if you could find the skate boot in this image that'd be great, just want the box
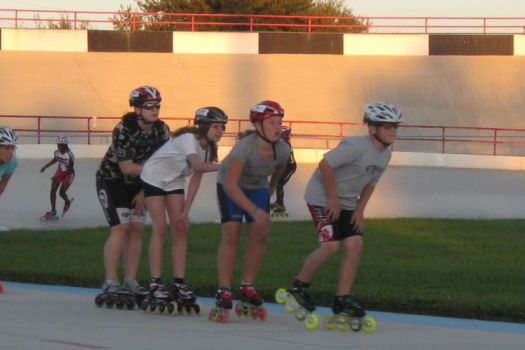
[275,279,318,330]
[172,281,201,315]
[40,210,59,222]
[270,203,288,218]
[122,278,149,308]
[235,283,267,321]
[95,279,123,309]
[62,198,74,218]
[208,287,233,322]
[323,295,376,333]
[142,280,175,315]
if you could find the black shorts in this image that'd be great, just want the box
[96,178,145,227]
[307,204,362,242]
[142,180,185,197]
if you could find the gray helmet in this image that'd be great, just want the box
[0,126,17,146]
[194,107,228,125]
[56,136,69,145]
[363,102,403,125]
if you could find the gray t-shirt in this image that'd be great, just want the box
[304,135,391,210]
[217,133,291,189]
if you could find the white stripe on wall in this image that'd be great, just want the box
[172,32,258,54]
[1,29,88,52]
[344,34,429,56]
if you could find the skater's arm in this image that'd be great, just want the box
[268,162,287,197]
[186,154,218,173]
[319,158,341,221]
[224,156,269,223]
[351,184,375,233]
[176,172,203,231]
[40,158,57,173]
[118,160,142,177]
[0,174,12,196]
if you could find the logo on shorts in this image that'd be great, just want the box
[98,189,108,209]
[318,223,333,242]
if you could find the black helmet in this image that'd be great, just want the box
[194,107,228,125]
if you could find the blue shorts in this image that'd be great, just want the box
[217,183,270,224]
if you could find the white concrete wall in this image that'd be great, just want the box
[513,35,525,56]
[344,34,429,56]
[172,32,259,54]
[15,144,525,171]
[1,29,88,52]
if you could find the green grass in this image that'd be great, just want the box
[1,219,525,322]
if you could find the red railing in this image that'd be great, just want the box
[1,9,525,33]
[2,114,525,156]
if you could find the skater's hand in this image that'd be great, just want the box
[175,212,190,232]
[40,166,46,173]
[252,208,270,223]
[351,210,364,234]
[325,197,341,221]
[131,192,145,216]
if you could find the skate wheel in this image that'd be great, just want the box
[193,303,202,315]
[362,316,377,334]
[350,318,362,332]
[149,303,158,313]
[258,307,267,321]
[141,300,149,312]
[336,315,350,331]
[234,302,243,317]
[250,307,259,319]
[274,288,287,304]
[304,314,319,331]
[126,300,135,310]
[0,282,3,294]
[166,302,176,315]
[294,308,307,321]
[94,294,104,308]
[323,314,337,330]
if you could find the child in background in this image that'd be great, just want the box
[40,136,75,220]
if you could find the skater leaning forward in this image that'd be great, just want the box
[95,86,170,304]
[287,102,403,327]
[0,126,18,198]
[211,100,291,321]
[270,125,296,217]
[40,136,75,220]
[140,107,228,314]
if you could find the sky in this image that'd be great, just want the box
[0,0,523,18]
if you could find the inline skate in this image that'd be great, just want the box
[275,280,318,330]
[40,210,59,222]
[141,280,176,315]
[172,282,201,315]
[323,295,376,333]
[235,283,267,321]
[121,278,149,308]
[208,287,232,322]
[94,280,134,310]
[270,203,288,218]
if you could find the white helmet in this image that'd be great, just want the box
[56,136,69,145]
[363,103,403,125]
[0,126,17,146]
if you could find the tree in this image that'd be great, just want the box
[111,0,366,32]
[34,14,91,30]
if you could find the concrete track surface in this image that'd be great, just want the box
[1,282,524,350]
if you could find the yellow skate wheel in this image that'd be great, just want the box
[294,308,307,321]
[304,314,319,331]
[275,288,287,304]
[362,316,377,333]
[323,314,337,330]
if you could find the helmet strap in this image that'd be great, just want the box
[255,127,278,160]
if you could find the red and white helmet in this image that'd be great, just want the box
[129,86,162,107]
[249,100,284,123]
